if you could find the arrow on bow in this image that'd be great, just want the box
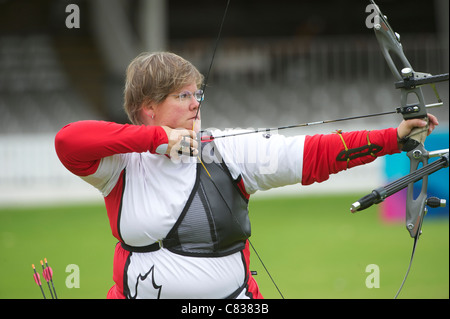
[199,102,442,142]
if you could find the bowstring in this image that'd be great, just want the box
[192,0,230,124]
[193,0,284,299]
[394,231,420,299]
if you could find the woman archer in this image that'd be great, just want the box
[55,51,438,299]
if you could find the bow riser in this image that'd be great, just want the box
[371,1,430,239]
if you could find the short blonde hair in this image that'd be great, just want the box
[123,52,204,125]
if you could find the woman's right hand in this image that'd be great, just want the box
[160,126,199,157]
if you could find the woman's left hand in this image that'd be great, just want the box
[397,113,439,146]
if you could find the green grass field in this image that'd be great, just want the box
[0,194,448,299]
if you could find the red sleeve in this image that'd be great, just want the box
[302,128,400,185]
[54,120,168,176]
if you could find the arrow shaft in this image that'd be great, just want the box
[45,259,57,299]
[208,109,397,140]
[32,265,46,299]
[205,101,442,141]
[41,262,54,299]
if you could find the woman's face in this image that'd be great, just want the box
[153,82,202,132]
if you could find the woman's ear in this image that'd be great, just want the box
[140,103,156,124]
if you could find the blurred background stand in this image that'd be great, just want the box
[0,0,448,206]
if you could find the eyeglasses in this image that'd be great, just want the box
[171,89,204,103]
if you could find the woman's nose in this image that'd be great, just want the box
[190,97,200,110]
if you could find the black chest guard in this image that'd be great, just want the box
[164,139,251,257]
[121,138,251,257]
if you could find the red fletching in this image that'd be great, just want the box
[201,135,215,143]
[42,267,53,282]
[33,273,42,285]
[32,264,42,286]
[44,258,58,299]
[32,263,47,299]
[31,258,56,299]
